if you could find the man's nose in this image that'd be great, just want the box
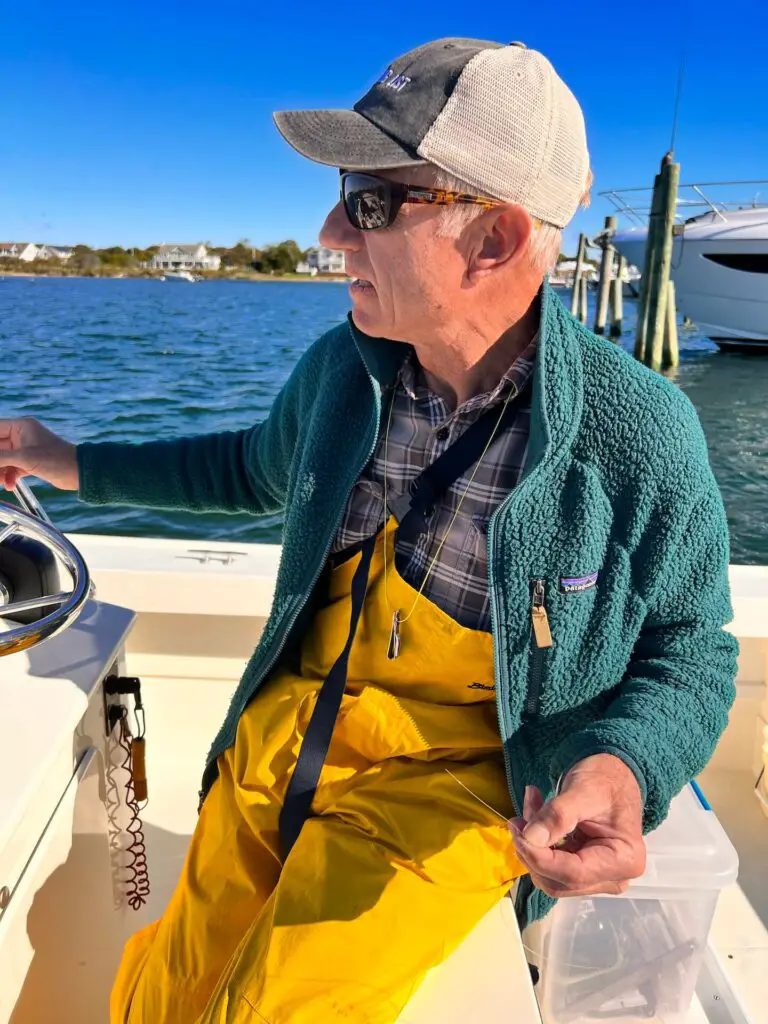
[319,201,361,252]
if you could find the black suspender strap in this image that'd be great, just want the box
[278,385,525,858]
[278,530,377,856]
[391,391,524,546]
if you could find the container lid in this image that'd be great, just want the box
[630,784,739,892]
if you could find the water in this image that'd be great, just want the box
[2,277,766,564]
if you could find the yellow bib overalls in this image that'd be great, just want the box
[112,516,526,1023]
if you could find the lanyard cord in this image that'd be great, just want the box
[382,382,516,626]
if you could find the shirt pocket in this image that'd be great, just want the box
[458,513,490,572]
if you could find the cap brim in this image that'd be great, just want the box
[273,109,427,170]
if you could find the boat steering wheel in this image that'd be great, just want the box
[0,480,91,657]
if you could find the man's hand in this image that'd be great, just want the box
[0,418,79,492]
[509,753,646,897]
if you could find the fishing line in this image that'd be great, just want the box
[380,773,541,1021]
[442,767,510,822]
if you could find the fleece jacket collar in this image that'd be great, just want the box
[347,282,585,483]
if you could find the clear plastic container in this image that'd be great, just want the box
[758,724,768,820]
[523,783,739,1023]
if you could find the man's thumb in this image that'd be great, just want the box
[522,790,583,847]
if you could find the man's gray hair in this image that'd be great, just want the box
[428,166,562,273]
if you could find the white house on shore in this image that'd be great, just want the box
[0,242,42,261]
[297,246,346,275]
[38,245,73,261]
[149,244,221,271]
[0,243,73,262]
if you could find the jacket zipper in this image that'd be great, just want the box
[488,512,548,925]
[487,507,518,816]
[525,578,552,717]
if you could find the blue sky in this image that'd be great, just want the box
[3,0,766,255]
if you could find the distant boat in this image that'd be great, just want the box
[161,270,198,283]
[549,260,600,289]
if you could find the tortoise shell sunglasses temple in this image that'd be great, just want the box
[399,184,550,229]
[403,186,548,230]
[403,186,502,210]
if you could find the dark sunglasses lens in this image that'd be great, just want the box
[343,175,392,230]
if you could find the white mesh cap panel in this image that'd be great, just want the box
[417,46,589,229]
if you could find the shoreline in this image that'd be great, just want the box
[0,270,349,283]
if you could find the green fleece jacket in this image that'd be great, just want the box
[77,284,738,928]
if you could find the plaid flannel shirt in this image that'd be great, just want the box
[331,335,537,630]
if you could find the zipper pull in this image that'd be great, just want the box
[531,579,553,649]
[387,609,402,660]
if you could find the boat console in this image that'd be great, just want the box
[0,483,136,1020]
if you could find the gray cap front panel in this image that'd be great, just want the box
[353,38,501,155]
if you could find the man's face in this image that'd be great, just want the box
[318,169,470,341]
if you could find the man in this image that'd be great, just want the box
[0,38,737,1024]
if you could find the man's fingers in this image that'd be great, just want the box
[1,470,16,491]
[513,830,645,889]
[523,785,545,821]
[522,790,585,847]
[0,458,25,492]
[0,421,23,447]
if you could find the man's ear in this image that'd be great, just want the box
[466,205,533,280]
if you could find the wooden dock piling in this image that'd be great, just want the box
[594,216,617,335]
[578,271,588,324]
[634,156,681,370]
[647,161,680,371]
[610,255,626,339]
[662,279,679,369]
[570,233,587,317]
[634,170,664,363]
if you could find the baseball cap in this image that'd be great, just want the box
[274,38,590,230]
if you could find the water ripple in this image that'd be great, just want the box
[2,278,766,563]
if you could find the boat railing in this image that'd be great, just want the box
[599,180,768,227]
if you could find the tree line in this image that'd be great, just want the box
[208,239,306,274]
[0,240,316,276]
[74,239,309,274]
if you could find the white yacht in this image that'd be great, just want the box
[607,181,768,351]
[1,480,767,1023]
[160,269,198,283]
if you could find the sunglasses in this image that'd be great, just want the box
[340,171,505,231]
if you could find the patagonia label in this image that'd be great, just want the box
[559,571,599,595]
